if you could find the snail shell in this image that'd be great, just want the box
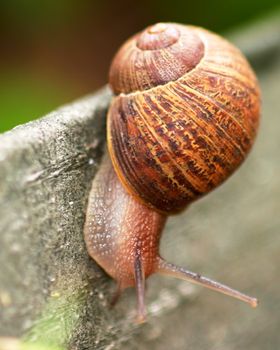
[107,23,260,213]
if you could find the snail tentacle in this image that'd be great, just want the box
[134,253,146,323]
[156,258,258,308]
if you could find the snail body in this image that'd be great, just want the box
[84,23,260,321]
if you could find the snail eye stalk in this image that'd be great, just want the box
[134,254,146,323]
[156,258,258,308]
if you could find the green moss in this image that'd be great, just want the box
[23,287,87,350]
[21,342,64,350]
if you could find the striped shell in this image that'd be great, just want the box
[107,23,260,214]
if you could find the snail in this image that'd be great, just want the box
[84,23,260,322]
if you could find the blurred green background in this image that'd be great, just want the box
[0,0,279,133]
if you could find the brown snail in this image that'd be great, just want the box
[84,23,260,322]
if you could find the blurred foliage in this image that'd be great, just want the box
[151,0,280,32]
[0,0,279,133]
[0,72,74,132]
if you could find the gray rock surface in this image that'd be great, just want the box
[0,12,280,350]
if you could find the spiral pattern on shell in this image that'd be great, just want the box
[107,23,260,214]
